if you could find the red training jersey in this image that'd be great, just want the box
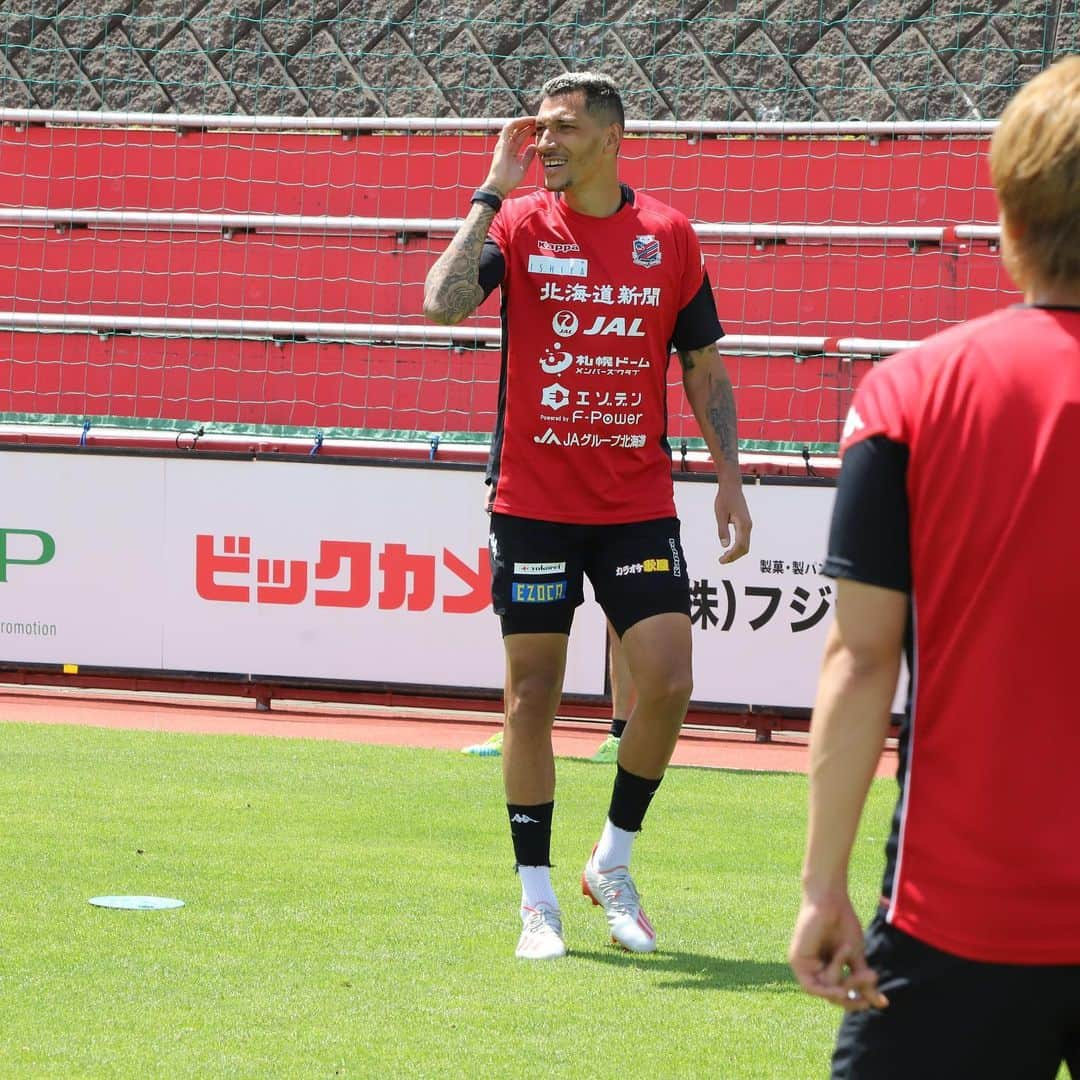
[486,188,711,524]
[841,304,1080,963]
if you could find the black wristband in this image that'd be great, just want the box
[470,188,503,213]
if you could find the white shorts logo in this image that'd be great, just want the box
[514,561,567,575]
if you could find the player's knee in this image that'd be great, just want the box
[505,672,562,725]
[637,666,693,713]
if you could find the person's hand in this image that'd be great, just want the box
[714,475,752,564]
[789,892,889,1011]
[483,116,538,198]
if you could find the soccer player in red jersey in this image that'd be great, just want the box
[425,71,752,959]
[789,57,1080,1077]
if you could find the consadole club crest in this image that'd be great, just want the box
[632,234,661,268]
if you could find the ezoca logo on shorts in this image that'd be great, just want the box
[614,558,670,577]
[0,528,56,582]
[512,580,568,603]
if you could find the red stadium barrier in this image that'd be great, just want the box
[0,329,869,447]
[0,127,999,224]
[0,125,1012,447]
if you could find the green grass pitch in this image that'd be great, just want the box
[1,720,898,1079]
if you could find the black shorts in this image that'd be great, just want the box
[832,912,1080,1079]
[488,513,691,637]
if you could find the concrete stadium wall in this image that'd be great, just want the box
[0,2,1074,121]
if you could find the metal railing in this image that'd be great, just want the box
[0,207,1001,245]
[0,107,998,138]
[0,309,915,357]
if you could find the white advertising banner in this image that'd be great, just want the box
[0,451,166,669]
[160,456,606,693]
[0,449,903,710]
[676,480,836,709]
[0,450,605,695]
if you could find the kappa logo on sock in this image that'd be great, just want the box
[510,813,541,824]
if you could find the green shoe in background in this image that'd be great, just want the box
[590,734,620,764]
[462,730,503,757]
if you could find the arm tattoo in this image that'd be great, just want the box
[682,345,739,466]
[706,369,740,465]
[423,205,496,325]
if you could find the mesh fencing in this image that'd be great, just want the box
[0,4,1074,455]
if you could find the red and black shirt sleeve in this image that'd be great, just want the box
[671,271,724,352]
[823,360,917,593]
[479,239,504,300]
[823,435,911,593]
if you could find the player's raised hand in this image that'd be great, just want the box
[484,116,538,198]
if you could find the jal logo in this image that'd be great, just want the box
[552,310,579,337]
[0,528,55,582]
[583,316,645,337]
[632,235,661,268]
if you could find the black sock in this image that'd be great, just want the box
[609,717,628,739]
[607,764,662,833]
[507,802,554,867]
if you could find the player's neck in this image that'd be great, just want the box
[1025,281,1080,308]
[561,175,623,218]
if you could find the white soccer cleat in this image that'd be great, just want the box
[581,851,657,953]
[515,903,567,960]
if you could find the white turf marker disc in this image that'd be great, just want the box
[88,895,185,910]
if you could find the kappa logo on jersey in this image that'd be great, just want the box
[552,310,579,337]
[534,428,562,445]
[842,406,866,442]
[528,253,588,277]
[541,384,570,410]
[632,234,662,268]
[539,345,573,375]
[538,240,581,254]
[582,316,645,337]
